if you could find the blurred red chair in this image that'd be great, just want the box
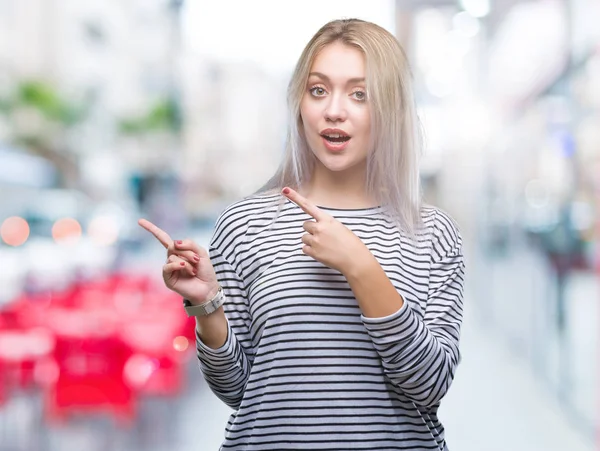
[123,350,189,397]
[119,301,192,397]
[0,312,56,391]
[1,269,195,422]
[44,334,135,426]
[100,272,154,296]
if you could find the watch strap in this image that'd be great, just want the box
[183,286,224,317]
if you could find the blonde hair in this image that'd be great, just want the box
[257,18,423,234]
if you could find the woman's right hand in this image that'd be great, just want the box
[138,219,220,305]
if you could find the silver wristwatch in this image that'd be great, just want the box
[183,286,225,317]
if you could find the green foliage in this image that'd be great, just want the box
[0,80,85,126]
[118,97,181,135]
[0,79,180,139]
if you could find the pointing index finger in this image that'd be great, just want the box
[282,187,326,221]
[138,218,173,249]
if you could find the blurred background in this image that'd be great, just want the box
[0,0,598,450]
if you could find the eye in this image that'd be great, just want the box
[351,90,367,101]
[309,86,327,97]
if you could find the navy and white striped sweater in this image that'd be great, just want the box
[196,193,465,450]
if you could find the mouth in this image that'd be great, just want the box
[320,130,351,144]
[319,129,351,152]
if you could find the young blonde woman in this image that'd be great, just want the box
[140,18,465,451]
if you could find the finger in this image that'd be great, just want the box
[173,239,206,257]
[303,220,319,234]
[302,245,314,257]
[168,248,200,266]
[301,233,315,247]
[163,260,187,275]
[138,218,172,249]
[282,187,327,221]
[167,254,197,277]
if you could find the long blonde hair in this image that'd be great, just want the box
[257,18,423,234]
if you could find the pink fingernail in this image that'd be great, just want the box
[193,254,200,261]
[180,262,185,267]
[176,240,182,245]
[282,188,290,195]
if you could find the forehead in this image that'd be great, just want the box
[309,42,365,81]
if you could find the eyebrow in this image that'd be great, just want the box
[308,72,365,85]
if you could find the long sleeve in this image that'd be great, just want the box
[361,209,465,408]
[196,209,256,410]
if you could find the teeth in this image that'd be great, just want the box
[324,134,347,138]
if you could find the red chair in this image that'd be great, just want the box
[123,350,189,397]
[44,334,135,426]
[119,296,192,397]
[0,306,56,391]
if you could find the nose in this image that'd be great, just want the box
[324,93,347,122]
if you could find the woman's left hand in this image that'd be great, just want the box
[282,187,373,277]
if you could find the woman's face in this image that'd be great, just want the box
[300,42,371,175]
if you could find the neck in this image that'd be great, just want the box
[302,160,377,209]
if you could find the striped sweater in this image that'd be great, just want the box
[196,193,465,450]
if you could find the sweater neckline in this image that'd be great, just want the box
[284,198,384,217]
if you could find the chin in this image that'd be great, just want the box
[315,153,360,173]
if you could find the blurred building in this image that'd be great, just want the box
[0,0,184,201]
[392,0,599,436]
[180,57,287,218]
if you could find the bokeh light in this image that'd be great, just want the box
[173,336,189,352]
[0,216,30,246]
[51,218,82,243]
[124,354,158,388]
[88,215,119,246]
